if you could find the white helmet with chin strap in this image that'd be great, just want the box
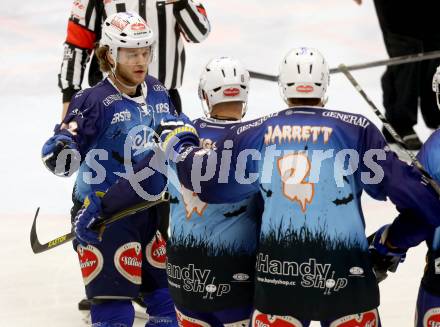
[198,57,250,118]
[432,65,440,111]
[100,12,156,65]
[278,47,330,104]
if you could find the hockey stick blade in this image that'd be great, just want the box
[30,192,170,254]
[249,49,440,82]
[338,63,440,197]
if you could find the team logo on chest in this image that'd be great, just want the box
[114,242,142,284]
[77,244,104,285]
[131,126,155,151]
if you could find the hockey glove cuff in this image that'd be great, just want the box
[156,116,199,161]
[368,224,407,283]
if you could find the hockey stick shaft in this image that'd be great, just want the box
[338,63,440,197]
[249,50,440,82]
[30,192,169,254]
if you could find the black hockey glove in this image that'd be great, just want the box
[41,126,80,176]
[368,224,407,283]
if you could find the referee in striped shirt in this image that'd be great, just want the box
[59,0,211,117]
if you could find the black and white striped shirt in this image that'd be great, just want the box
[59,0,210,102]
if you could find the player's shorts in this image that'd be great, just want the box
[250,308,381,327]
[416,283,440,327]
[73,207,168,299]
[175,304,252,327]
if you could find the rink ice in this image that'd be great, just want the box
[0,1,434,325]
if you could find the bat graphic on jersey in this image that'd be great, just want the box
[332,193,354,206]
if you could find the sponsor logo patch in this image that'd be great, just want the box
[349,266,364,276]
[329,309,379,327]
[233,273,250,281]
[155,103,170,114]
[153,84,168,92]
[200,138,217,150]
[424,308,440,327]
[146,231,167,269]
[223,88,240,97]
[252,310,303,327]
[71,0,86,19]
[224,320,250,327]
[77,244,103,286]
[103,94,122,107]
[111,16,129,31]
[114,242,142,284]
[111,109,131,124]
[296,85,314,93]
[175,308,210,327]
[131,23,146,31]
[435,257,440,274]
[63,47,74,60]
[167,263,231,300]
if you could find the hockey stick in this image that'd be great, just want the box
[338,63,440,197]
[30,192,170,254]
[249,49,440,82]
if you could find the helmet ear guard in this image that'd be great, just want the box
[432,65,440,111]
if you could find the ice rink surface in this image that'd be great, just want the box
[0,0,435,325]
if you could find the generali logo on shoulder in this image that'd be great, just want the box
[223,88,240,97]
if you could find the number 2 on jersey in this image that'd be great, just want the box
[277,153,314,212]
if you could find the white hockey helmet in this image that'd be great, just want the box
[432,65,440,111]
[198,56,250,117]
[278,47,330,104]
[100,12,156,64]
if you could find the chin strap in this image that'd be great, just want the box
[110,65,138,91]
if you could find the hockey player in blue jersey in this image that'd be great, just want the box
[168,47,440,326]
[412,66,440,327]
[68,47,440,325]
[89,56,261,326]
[41,12,177,327]
[166,57,261,327]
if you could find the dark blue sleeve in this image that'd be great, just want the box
[359,122,440,248]
[417,130,440,182]
[175,122,263,204]
[60,90,106,156]
[101,150,168,216]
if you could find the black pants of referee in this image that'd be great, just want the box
[374,0,440,136]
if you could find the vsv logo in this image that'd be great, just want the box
[131,127,155,151]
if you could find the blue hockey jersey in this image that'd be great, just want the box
[174,107,440,319]
[166,117,262,311]
[58,76,175,202]
[417,129,440,295]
